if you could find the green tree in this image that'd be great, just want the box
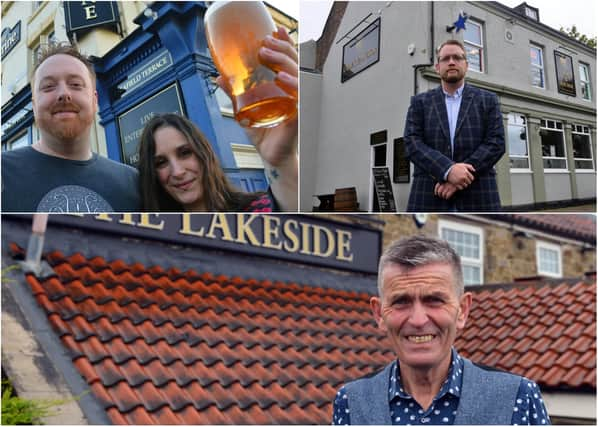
[560,25,597,49]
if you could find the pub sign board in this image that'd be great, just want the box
[45,214,383,275]
[117,83,185,167]
[341,18,381,83]
[2,21,21,59]
[116,50,174,99]
[64,2,120,34]
[554,51,576,97]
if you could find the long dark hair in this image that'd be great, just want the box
[137,113,260,211]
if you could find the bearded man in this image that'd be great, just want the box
[403,40,505,212]
[2,44,140,212]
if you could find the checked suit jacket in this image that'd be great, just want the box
[404,83,505,212]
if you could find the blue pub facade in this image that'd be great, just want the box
[95,2,268,191]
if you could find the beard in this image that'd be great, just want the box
[36,101,94,143]
[442,69,464,83]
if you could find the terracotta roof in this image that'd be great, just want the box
[7,242,595,424]
[9,244,393,424]
[456,280,596,391]
[489,214,596,243]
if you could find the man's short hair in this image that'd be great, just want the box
[32,43,96,90]
[377,235,465,297]
[436,39,467,63]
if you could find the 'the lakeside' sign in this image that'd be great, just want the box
[46,214,382,274]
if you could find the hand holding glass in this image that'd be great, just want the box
[204,1,297,128]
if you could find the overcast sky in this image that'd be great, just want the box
[298,0,597,43]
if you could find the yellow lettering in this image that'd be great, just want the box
[206,214,234,241]
[93,214,113,222]
[282,219,300,253]
[117,214,135,225]
[299,222,312,255]
[137,214,164,230]
[336,230,354,262]
[312,225,335,258]
[235,214,261,246]
[84,5,97,20]
[179,214,205,236]
[262,215,282,249]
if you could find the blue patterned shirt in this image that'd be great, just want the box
[332,349,551,425]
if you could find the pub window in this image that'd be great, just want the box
[579,62,592,101]
[525,6,538,21]
[507,112,530,170]
[572,124,594,170]
[530,44,545,88]
[540,119,567,170]
[438,220,484,286]
[213,83,234,117]
[536,241,562,278]
[32,31,56,67]
[2,131,29,152]
[463,19,484,73]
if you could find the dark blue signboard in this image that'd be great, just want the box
[117,50,174,98]
[117,83,185,166]
[2,21,21,59]
[45,214,383,275]
[64,1,119,33]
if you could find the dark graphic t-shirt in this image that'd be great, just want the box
[2,146,140,212]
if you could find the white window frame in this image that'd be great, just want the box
[507,112,531,171]
[579,62,592,101]
[438,219,484,286]
[530,44,545,89]
[536,241,562,278]
[463,19,484,73]
[213,84,234,117]
[2,130,29,152]
[572,124,594,171]
[525,6,538,20]
[540,119,568,172]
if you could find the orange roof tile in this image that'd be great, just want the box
[15,248,394,424]
[456,281,596,391]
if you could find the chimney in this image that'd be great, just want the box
[22,214,49,276]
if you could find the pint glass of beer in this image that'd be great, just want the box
[204,1,297,128]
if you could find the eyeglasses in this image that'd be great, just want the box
[438,54,467,63]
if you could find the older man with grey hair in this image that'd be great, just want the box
[332,235,550,425]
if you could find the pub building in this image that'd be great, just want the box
[300,1,596,212]
[1,213,595,423]
[1,1,297,192]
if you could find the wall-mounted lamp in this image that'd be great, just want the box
[512,230,530,250]
[143,7,158,21]
[580,243,594,255]
[203,68,220,96]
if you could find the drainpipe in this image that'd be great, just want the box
[413,1,435,96]
[22,214,50,277]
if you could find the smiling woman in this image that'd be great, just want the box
[137,113,275,212]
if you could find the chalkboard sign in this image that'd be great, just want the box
[393,137,410,183]
[372,167,396,212]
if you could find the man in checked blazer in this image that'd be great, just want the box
[404,39,505,212]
